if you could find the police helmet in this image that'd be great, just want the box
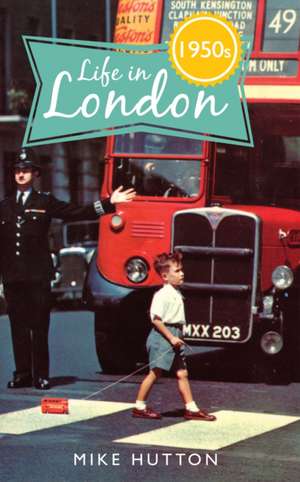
[14,149,41,176]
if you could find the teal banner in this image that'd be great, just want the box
[22,36,253,147]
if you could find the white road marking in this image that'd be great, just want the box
[115,410,300,450]
[0,400,133,435]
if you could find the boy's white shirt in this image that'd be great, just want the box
[150,283,185,325]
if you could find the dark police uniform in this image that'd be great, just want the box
[0,189,114,387]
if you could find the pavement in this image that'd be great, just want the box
[0,310,101,388]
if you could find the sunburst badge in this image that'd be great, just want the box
[168,13,242,87]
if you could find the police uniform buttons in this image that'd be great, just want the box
[33,216,37,220]
[16,251,20,256]
[16,223,21,228]
[16,242,20,246]
[16,233,21,237]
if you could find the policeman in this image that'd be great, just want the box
[0,149,135,390]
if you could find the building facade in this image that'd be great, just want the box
[0,0,118,208]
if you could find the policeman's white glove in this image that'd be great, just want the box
[110,186,136,204]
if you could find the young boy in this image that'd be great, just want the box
[132,251,216,421]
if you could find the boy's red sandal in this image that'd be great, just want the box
[184,409,216,421]
[132,407,161,419]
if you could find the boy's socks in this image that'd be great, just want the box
[185,401,200,413]
[136,401,200,412]
[135,400,147,410]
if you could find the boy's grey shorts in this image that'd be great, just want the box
[146,325,187,371]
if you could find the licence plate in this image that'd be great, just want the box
[183,323,242,341]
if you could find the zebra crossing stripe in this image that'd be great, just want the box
[1,403,299,450]
[115,410,300,450]
[0,400,134,435]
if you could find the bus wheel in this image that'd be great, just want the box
[94,309,138,374]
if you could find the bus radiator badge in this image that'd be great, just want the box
[207,212,223,228]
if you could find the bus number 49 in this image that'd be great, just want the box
[268,9,297,34]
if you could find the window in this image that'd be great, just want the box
[27,17,40,35]
[62,27,75,39]
[114,133,203,156]
[39,155,52,193]
[3,151,16,195]
[113,158,201,198]
[262,0,300,52]
[0,8,8,113]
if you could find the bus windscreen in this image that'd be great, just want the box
[215,133,300,209]
[113,158,201,198]
[114,133,203,156]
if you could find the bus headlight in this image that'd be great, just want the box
[260,331,283,355]
[126,258,148,283]
[271,265,293,290]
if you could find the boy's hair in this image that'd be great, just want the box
[153,251,183,276]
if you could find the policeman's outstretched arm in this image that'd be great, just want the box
[110,186,136,204]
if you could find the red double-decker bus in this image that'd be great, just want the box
[85,0,300,380]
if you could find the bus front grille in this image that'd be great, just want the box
[58,253,87,290]
[172,208,260,343]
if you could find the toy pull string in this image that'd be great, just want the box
[84,343,194,401]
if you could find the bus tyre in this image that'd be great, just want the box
[264,353,291,385]
[267,295,300,385]
[252,341,290,384]
[94,309,138,374]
